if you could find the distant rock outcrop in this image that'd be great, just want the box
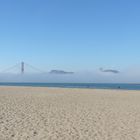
[49,70,74,74]
[100,68,120,74]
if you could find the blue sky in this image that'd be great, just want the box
[0,0,140,82]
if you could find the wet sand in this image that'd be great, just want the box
[0,86,140,140]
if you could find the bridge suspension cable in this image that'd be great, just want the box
[24,63,47,74]
[0,62,48,74]
[0,63,21,74]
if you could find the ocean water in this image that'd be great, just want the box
[0,83,140,90]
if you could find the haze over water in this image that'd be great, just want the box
[0,0,140,83]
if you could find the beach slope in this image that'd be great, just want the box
[0,86,140,140]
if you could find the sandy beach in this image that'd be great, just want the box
[0,87,140,140]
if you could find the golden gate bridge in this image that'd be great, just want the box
[0,62,47,74]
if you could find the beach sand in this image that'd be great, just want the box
[0,87,140,140]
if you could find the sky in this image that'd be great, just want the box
[0,0,140,82]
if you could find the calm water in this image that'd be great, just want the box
[0,83,140,90]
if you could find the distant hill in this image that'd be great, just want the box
[49,70,74,74]
[100,68,120,74]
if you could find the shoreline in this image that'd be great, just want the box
[0,82,140,91]
[0,85,140,92]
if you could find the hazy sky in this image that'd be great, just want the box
[0,0,140,82]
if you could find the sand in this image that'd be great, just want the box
[0,87,140,140]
